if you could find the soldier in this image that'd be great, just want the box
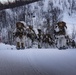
[43,33,54,48]
[47,34,54,47]
[37,29,43,48]
[71,40,76,48]
[13,21,26,50]
[26,25,36,48]
[54,21,67,49]
[43,33,48,48]
[66,35,70,48]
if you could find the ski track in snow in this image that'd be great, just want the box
[0,50,42,75]
[0,43,76,75]
[27,49,76,75]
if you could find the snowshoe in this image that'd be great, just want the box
[27,46,32,49]
[62,46,68,50]
[58,47,63,50]
[58,46,68,50]
[21,47,25,49]
[16,47,20,50]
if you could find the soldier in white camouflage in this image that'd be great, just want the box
[13,21,26,50]
[26,25,36,48]
[54,21,67,49]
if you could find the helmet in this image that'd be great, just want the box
[28,25,33,29]
[57,21,66,27]
[20,21,27,27]
[16,22,25,28]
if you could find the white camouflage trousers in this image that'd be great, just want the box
[56,35,66,48]
[16,35,26,47]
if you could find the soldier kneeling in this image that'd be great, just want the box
[13,22,26,50]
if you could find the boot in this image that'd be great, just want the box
[16,42,20,50]
[38,44,41,48]
[21,43,25,49]
[58,47,63,50]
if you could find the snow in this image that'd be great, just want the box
[0,0,15,4]
[1,28,8,37]
[0,0,76,74]
[28,49,76,75]
[0,43,16,50]
[63,12,76,38]
[5,9,13,17]
[44,0,49,11]
[0,43,76,75]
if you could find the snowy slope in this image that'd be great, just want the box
[0,43,76,75]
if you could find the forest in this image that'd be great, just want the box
[0,0,76,48]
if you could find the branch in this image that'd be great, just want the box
[0,0,40,10]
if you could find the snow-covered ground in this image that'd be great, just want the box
[0,43,76,75]
[0,43,16,50]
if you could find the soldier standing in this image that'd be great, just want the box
[54,21,67,49]
[71,40,76,48]
[13,22,26,50]
[26,25,36,48]
[37,29,43,48]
